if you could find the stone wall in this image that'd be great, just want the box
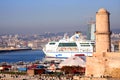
[73,76,120,80]
[85,52,120,78]
[85,56,106,77]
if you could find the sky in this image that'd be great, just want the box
[0,0,120,34]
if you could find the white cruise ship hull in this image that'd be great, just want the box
[44,51,93,58]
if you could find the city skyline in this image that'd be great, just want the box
[0,0,120,34]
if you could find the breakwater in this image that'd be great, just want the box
[0,48,32,53]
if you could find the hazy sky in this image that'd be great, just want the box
[0,0,120,34]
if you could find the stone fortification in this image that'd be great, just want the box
[84,8,120,79]
[95,8,111,53]
[86,52,120,78]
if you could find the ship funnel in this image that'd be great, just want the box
[75,31,81,35]
[75,31,81,39]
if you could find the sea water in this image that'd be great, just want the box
[0,50,45,63]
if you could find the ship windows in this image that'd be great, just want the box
[80,43,94,47]
[49,43,56,45]
[91,43,95,46]
[80,43,89,45]
[81,45,90,47]
[58,43,77,47]
[91,43,94,45]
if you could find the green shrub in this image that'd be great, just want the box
[0,71,26,75]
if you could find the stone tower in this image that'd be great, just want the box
[95,8,111,53]
[85,8,120,78]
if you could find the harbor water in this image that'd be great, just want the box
[0,50,45,63]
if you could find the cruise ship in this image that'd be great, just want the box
[43,31,95,59]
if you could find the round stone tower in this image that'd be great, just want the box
[85,8,120,78]
[95,8,111,53]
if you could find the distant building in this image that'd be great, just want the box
[87,22,96,40]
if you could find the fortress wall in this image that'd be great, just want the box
[85,56,105,77]
[85,8,120,79]
[86,52,120,78]
[106,52,120,57]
